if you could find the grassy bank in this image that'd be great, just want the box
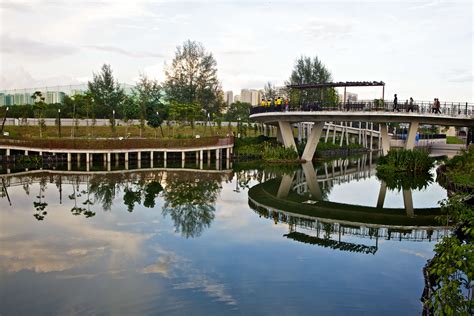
[2,124,262,139]
[437,147,474,190]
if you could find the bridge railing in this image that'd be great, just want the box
[250,100,474,117]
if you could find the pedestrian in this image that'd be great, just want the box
[408,97,414,112]
[435,98,441,114]
[431,98,436,113]
[393,94,398,112]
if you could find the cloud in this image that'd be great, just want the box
[0,0,32,11]
[399,248,431,259]
[0,34,76,59]
[284,18,354,41]
[219,49,256,56]
[85,45,165,58]
[447,74,473,83]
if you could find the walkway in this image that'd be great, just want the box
[250,106,473,159]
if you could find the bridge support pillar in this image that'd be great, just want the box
[405,122,419,150]
[403,189,414,218]
[277,172,295,198]
[376,181,387,208]
[302,161,322,200]
[278,121,297,151]
[276,126,283,144]
[6,148,10,156]
[380,123,390,155]
[301,122,324,161]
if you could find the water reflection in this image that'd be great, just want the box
[0,169,228,239]
[0,156,452,315]
[248,156,449,254]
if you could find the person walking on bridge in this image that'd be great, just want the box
[393,94,399,112]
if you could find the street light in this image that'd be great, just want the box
[58,108,61,138]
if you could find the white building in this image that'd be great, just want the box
[338,92,358,102]
[234,95,241,102]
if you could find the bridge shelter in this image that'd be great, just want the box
[286,81,386,110]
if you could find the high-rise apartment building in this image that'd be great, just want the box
[240,89,261,106]
[224,91,233,106]
[234,95,241,102]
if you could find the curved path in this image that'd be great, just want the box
[250,111,473,159]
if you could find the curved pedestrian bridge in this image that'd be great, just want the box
[250,107,473,160]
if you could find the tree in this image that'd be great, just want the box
[88,64,125,135]
[122,95,139,137]
[263,81,277,100]
[164,40,224,116]
[224,101,251,122]
[31,91,46,138]
[169,101,200,135]
[286,56,338,106]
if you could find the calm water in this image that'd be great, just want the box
[0,156,449,315]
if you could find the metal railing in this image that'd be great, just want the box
[250,100,474,117]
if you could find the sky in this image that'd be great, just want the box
[0,0,472,101]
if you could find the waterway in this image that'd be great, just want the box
[0,155,449,315]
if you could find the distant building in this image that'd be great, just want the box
[234,95,241,102]
[240,89,261,106]
[338,92,358,102]
[224,91,233,106]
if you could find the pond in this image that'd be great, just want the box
[0,154,449,315]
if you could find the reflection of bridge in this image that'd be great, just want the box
[250,110,473,160]
[247,158,449,253]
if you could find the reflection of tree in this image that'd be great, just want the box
[33,178,48,220]
[376,170,433,191]
[162,173,221,238]
[123,181,163,212]
[88,176,119,211]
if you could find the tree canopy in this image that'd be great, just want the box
[164,40,224,117]
[286,56,338,106]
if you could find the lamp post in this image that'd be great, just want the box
[57,108,61,138]
[1,106,9,135]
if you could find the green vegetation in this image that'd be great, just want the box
[376,149,435,190]
[262,142,299,162]
[438,147,474,190]
[424,194,473,315]
[377,149,434,174]
[286,55,339,107]
[446,136,465,144]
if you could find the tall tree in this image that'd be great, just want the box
[133,75,166,137]
[164,40,223,117]
[286,56,338,106]
[31,91,46,138]
[224,101,252,122]
[263,81,277,100]
[88,64,125,134]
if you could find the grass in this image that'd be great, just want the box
[446,136,465,144]
[441,147,474,188]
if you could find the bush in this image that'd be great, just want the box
[377,149,434,174]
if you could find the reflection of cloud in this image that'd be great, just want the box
[142,252,180,278]
[142,245,238,306]
[0,214,149,273]
[399,248,431,259]
[174,276,237,306]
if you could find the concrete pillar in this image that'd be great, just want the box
[332,125,337,144]
[200,150,203,161]
[125,152,129,162]
[301,121,324,161]
[226,148,230,160]
[107,152,111,163]
[380,123,390,155]
[195,151,199,164]
[86,152,90,164]
[103,153,107,163]
[67,153,72,163]
[164,151,167,162]
[276,126,283,144]
[277,172,295,198]
[376,181,387,208]
[182,151,185,161]
[137,151,142,161]
[207,150,211,163]
[150,151,154,162]
[405,122,419,150]
[302,162,322,200]
[403,189,414,218]
[278,121,297,151]
[6,148,10,156]
[24,150,28,156]
[215,149,220,160]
